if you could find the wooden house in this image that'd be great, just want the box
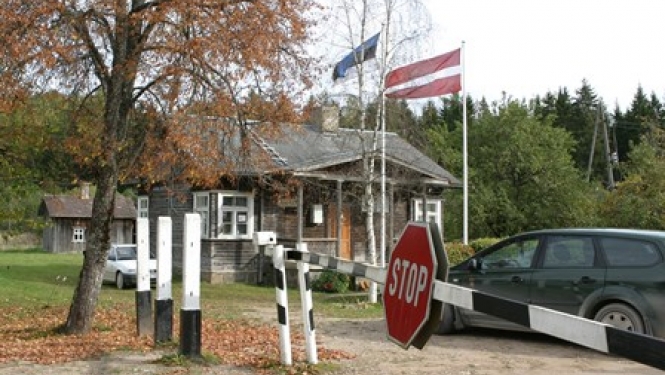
[38,186,137,253]
[142,108,461,283]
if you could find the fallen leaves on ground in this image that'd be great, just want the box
[0,304,355,371]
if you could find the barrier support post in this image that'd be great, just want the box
[273,244,292,365]
[297,243,317,364]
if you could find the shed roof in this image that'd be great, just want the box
[38,194,136,219]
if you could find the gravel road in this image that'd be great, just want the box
[0,315,661,375]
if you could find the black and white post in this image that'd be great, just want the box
[180,213,201,357]
[155,216,173,344]
[296,243,317,364]
[273,244,292,365]
[135,217,153,336]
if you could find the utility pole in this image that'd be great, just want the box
[586,106,600,182]
[601,107,616,190]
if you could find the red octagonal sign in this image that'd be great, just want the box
[383,222,445,349]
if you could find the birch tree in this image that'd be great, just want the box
[325,0,432,302]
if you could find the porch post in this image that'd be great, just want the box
[336,180,342,258]
[421,184,427,223]
[297,184,304,242]
[389,182,394,251]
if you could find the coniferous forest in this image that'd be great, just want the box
[341,80,665,240]
[3,81,665,241]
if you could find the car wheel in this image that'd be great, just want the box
[594,303,645,334]
[116,272,126,290]
[436,303,456,335]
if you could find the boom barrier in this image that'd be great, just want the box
[254,230,665,371]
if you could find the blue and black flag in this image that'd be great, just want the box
[332,32,380,81]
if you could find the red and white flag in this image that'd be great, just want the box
[384,48,461,99]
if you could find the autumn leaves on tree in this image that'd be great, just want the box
[0,0,319,334]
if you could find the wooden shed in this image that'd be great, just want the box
[38,190,137,253]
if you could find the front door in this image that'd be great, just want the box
[451,235,540,328]
[328,205,351,259]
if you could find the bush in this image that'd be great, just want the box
[444,242,476,266]
[468,238,502,253]
[312,270,350,293]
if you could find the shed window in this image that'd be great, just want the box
[72,227,86,243]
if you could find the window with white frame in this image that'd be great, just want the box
[193,192,210,238]
[137,196,149,218]
[412,198,442,231]
[218,191,254,239]
[72,227,86,243]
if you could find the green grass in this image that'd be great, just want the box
[0,249,83,307]
[0,249,385,320]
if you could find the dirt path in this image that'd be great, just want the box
[0,314,661,374]
[316,317,661,375]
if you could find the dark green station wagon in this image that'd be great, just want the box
[439,228,665,338]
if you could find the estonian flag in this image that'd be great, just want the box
[332,32,380,81]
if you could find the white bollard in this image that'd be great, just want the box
[155,216,173,343]
[273,244,292,365]
[297,243,318,364]
[180,213,201,357]
[136,217,153,336]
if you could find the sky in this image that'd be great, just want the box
[418,0,665,111]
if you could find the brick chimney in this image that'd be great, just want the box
[314,105,339,133]
[80,182,90,200]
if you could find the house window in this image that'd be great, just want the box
[193,192,210,238]
[218,191,254,239]
[137,196,149,218]
[412,198,442,231]
[72,227,86,243]
[193,191,254,239]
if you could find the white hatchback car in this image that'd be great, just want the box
[104,244,157,289]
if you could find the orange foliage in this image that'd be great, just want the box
[0,0,320,188]
[0,304,354,370]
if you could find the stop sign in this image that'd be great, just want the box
[383,221,447,349]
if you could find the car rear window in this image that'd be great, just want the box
[542,236,595,268]
[116,246,137,261]
[600,238,662,267]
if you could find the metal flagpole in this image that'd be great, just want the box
[380,23,388,269]
[381,103,386,268]
[462,41,468,245]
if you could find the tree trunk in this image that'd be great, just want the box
[63,167,119,334]
[366,156,378,304]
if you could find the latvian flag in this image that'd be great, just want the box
[384,48,461,99]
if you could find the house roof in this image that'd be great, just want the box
[38,194,137,219]
[250,123,461,186]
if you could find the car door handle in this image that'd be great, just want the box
[511,276,524,284]
[572,276,595,285]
